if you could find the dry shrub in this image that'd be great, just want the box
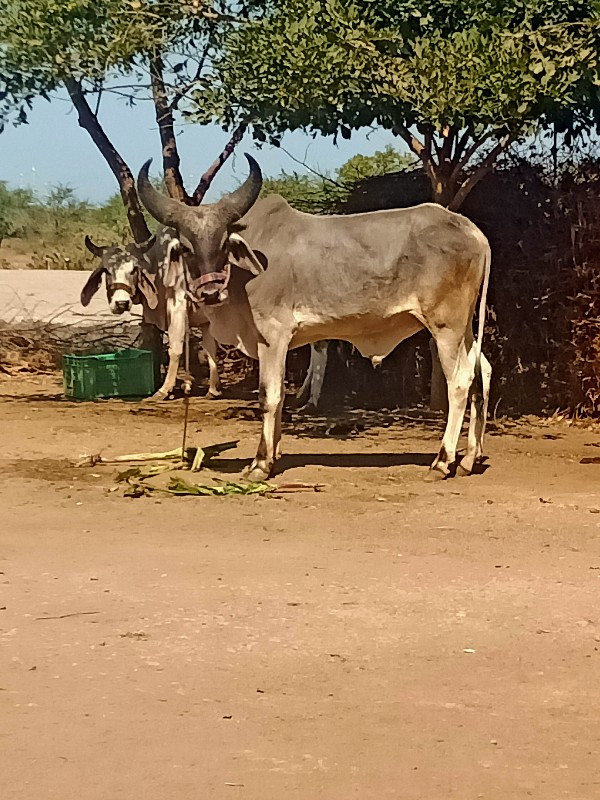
[340,160,600,417]
[0,318,143,375]
[561,164,600,417]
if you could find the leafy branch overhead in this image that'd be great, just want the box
[0,0,220,124]
[0,0,251,241]
[195,0,600,207]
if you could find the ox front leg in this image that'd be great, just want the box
[428,332,475,480]
[149,351,180,401]
[200,325,223,399]
[148,299,186,401]
[245,337,290,482]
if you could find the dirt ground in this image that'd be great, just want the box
[2,373,600,800]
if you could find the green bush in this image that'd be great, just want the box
[0,182,133,269]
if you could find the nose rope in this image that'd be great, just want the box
[108,282,135,297]
[189,263,231,291]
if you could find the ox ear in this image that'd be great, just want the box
[164,237,184,288]
[138,270,158,310]
[80,266,105,307]
[228,232,265,277]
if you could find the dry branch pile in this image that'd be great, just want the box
[0,318,141,374]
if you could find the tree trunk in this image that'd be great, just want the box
[431,167,459,208]
[150,56,191,203]
[64,78,151,244]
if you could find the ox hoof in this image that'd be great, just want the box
[456,462,473,478]
[206,390,223,400]
[243,463,272,483]
[424,466,448,482]
[146,390,169,402]
[297,402,318,415]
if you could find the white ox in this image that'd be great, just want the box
[137,154,493,481]
[80,230,222,400]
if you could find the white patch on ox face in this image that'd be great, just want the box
[108,258,136,314]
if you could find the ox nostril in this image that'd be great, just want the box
[115,300,130,312]
[201,289,220,305]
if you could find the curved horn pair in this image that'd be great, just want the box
[136,154,262,228]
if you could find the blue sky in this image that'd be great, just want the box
[1,88,401,204]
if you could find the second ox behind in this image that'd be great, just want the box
[80,228,223,400]
[137,154,493,481]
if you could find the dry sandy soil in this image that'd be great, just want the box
[1,373,600,800]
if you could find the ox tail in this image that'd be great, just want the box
[468,238,491,431]
[474,239,491,369]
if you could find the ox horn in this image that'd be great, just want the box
[217,153,262,222]
[84,235,106,258]
[137,159,190,227]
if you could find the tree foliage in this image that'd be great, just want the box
[196,0,600,208]
[0,182,35,243]
[0,0,248,241]
[0,1,213,124]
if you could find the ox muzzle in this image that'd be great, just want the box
[108,281,135,314]
[188,264,231,306]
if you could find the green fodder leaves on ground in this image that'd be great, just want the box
[166,477,274,496]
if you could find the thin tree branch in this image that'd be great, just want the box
[456,130,494,172]
[276,144,346,187]
[201,8,241,23]
[424,126,435,163]
[450,127,473,170]
[63,77,151,243]
[440,125,455,167]
[93,80,103,116]
[392,123,425,158]
[448,133,517,211]
[192,123,248,204]
[150,53,191,203]
[392,123,438,188]
[170,40,211,112]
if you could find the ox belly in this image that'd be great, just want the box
[290,310,424,362]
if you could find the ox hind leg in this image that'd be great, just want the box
[245,334,291,482]
[200,325,223,399]
[429,329,476,479]
[297,341,328,411]
[459,351,492,476]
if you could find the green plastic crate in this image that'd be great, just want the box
[63,348,156,400]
